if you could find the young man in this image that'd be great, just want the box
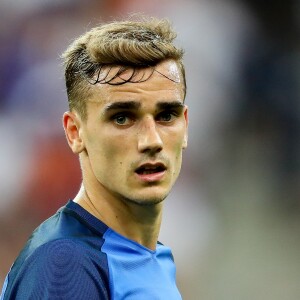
[1,16,188,299]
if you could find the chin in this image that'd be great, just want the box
[122,190,169,207]
[127,198,164,207]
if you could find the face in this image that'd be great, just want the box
[67,60,188,206]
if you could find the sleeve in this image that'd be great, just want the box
[3,239,110,300]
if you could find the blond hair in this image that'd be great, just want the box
[62,16,186,119]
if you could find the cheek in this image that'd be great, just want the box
[174,144,183,168]
[164,134,184,170]
[170,130,186,168]
[167,125,186,154]
[90,141,124,185]
[92,133,132,173]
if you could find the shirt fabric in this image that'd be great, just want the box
[1,201,182,300]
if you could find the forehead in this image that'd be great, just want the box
[87,60,185,106]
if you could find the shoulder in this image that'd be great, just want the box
[4,239,110,300]
[3,203,111,299]
[27,238,99,271]
[24,203,107,256]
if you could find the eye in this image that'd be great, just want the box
[112,113,134,126]
[115,115,127,125]
[157,111,177,123]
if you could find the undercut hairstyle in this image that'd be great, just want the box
[62,16,186,120]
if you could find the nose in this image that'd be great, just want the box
[137,117,163,154]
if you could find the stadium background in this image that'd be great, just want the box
[0,0,299,299]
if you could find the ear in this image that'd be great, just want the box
[63,111,85,154]
[182,105,188,149]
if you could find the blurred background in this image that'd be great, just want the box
[0,0,300,299]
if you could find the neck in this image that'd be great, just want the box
[73,182,163,250]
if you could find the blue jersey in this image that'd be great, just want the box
[1,201,182,300]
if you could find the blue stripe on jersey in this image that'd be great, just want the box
[102,228,182,300]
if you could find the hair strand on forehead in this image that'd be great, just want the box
[62,15,186,120]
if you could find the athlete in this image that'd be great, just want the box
[1,16,188,299]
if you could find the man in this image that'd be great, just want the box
[1,16,188,299]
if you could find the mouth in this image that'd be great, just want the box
[135,163,167,182]
[135,163,166,175]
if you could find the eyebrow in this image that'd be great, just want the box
[103,101,141,114]
[156,101,185,111]
[103,100,184,114]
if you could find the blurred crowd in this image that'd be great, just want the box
[0,0,299,299]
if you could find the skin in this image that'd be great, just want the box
[63,59,188,250]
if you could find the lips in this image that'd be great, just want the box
[135,163,166,175]
[135,163,167,182]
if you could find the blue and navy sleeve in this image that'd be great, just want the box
[2,239,110,300]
